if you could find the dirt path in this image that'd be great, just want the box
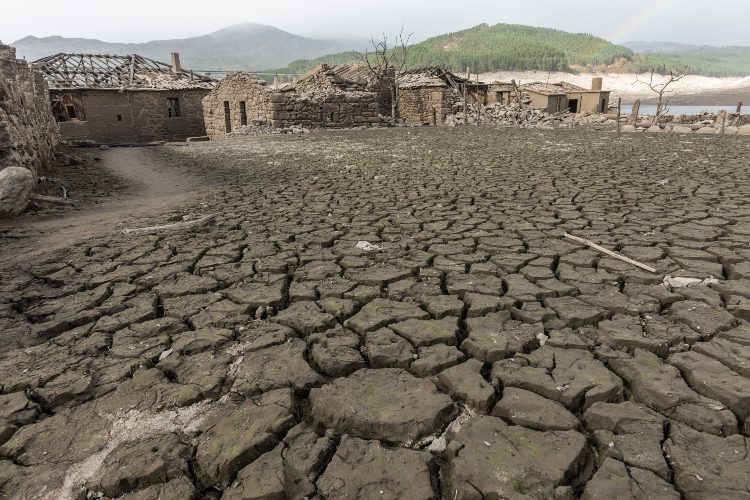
[0,146,200,264]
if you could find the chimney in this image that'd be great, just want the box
[171,52,181,75]
[591,77,603,91]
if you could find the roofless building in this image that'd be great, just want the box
[32,53,215,144]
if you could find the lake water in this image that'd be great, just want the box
[621,104,745,116]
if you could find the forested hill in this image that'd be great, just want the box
[270,23,634,74]
[269,23,750,77]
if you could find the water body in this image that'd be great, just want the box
[621,104,745,115]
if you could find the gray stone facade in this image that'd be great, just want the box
[202,65,391,139]
[0,42,59,180]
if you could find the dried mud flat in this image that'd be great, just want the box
[2,127,750,499]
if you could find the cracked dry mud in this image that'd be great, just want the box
[1,126,750,499]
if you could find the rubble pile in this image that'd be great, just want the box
[0,41,59,216]
[446,102,615,129]
[624,111,750,135]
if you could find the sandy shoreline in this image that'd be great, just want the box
[478,70,750,102]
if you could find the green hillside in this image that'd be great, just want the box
[268,23,634,74]
[267,23,750,78]
[628,47,750,77]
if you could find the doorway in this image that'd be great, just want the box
[223,101,231,133]
[568,99,579,113]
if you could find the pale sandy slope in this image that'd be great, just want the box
[477,71,750,100]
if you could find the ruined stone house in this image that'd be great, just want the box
[521,79,610,114]
[397,67,488,125]
[202,64,390,138]
[1,42,59,177]
[32,53,215,144]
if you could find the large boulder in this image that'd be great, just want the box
[0,166,34,217]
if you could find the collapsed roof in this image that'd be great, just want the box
[32,53,216,91]
[398,66,484,90]
[291,63,382,94]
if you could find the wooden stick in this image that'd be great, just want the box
[122,214,217,236]
[30,194,76,206]
[563,233,657,273]
[616,97,621,133]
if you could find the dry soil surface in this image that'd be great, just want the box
[2,127,750,499]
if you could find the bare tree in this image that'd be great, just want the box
[357,29,412,121]
[634,66,689,120]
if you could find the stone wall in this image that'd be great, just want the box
[54,88,209,144]
[0,42,59,179]
[202,72,388,139]
[398,87,457,125]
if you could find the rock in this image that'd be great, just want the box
[115,477,197,500]
[463,312,542,362]
[491,347,624,411]
[583,401,670,480]
[669,350,750,423]
[442,416,590,498]
[609,349,737,436]
[544,296,603,328]
[85,433,192,497]
[492,387,579,431]
[0,167,34,217]
[390,316,458,347]
[409,343,466,377]
[309,368,455,443]
[581,458,680,500]
[436,359,496,411]
[692,337,750,378]
[362,327,416,368]
[195,389,296,487]
[668,300,734,338]
[344,298,429,334]
[271,301,336,336]
[665,423,750,499]
[232,339,324,396]
[308,328,365,377]
[0,392,39,425]
[316,435,435,499]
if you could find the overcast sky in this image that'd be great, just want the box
[3,0,749,46]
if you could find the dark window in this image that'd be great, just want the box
[66,105,77,119]
[167,98,181,118]
[117,114,122,121]
[239,101,247,126]
[224,101,231,133]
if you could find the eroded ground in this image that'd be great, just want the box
[2,127,750,499]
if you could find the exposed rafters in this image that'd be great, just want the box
[31,53,216,91]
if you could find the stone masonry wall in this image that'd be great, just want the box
[0,41,59,179]
[56,89,208,144]
[203,72,387,139]
[398,87,457,125]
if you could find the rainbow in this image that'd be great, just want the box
[605,0,680,42]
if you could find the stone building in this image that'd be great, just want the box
[397,67,488,125]
[521,79,610,114]
[0,41,60,216]
[487,82,515,105]
[202,64,390,138]
[33,53,215,144]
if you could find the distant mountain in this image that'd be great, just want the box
[12,22,364,71]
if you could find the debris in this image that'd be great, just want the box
[563,233,657,273]
[159,349,173,360]
[709,403,725,411]
[355,241,382,252]
[122,214,217,236]
[663,275,719,288]
[536,332,549,346]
